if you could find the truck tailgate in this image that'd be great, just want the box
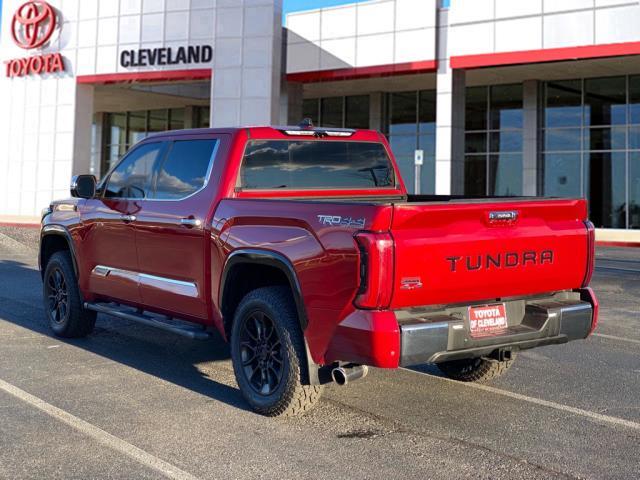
[390,198,590,309]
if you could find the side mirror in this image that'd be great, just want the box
[70,175,97,199]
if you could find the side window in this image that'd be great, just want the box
[153,139,217,200]
[104,143,162,199]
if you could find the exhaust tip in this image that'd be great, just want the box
[331,365,368,386]
[332,367,348,386]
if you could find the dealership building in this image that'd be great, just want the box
[1,0,640,240]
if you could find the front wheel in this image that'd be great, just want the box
[43,251,96,338]
[230,286,322,417]
[437,354,516,383]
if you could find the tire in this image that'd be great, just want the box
[230,286,323,417]
[43,251,96,338]
[437,354,516,383]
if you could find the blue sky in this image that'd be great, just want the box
[283,0,370,15]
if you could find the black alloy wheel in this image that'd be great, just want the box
[230,286,323,416]
[42,251,96,338]
[238,310,284,396]
[45,266,68,325]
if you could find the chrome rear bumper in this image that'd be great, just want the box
[399,289,596,367]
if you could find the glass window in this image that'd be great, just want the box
[320,97,343,128]
[630,153,640,229]
[490,84,523,130]
[169,109,185,131]
[489,154,522,196]
[345,95,370,129]
[584,77,626,127]
[490,131,523,153]
[465,132,486,154]
[240,141,395,190]
[389,92,418,135]
[128,111,147,145]
[104,143,163,199]
[629,76,640,125]
[386,90,437,194]
[465,86,487,131]
[464,156,486,196]
[586,152,626,228]
[545,80,582,128]
[108,113,127,146]
[629,126,640,150]
[419,90,436,134]
[302,99,320,126]
[197,107,210,129]
[544,128,582,152]
[148,109,168,134]
[543,153,582,198]
[584,127,626,151]
[154,140,217,200]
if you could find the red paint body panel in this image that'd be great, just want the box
[41,126,597,370]
[390,199,590,308]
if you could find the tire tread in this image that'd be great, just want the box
[231,286,322,417]
[44,251,96,338]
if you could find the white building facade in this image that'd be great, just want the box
[1,0,639,240]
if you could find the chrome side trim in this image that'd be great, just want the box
[93,266,110,277]
[139,273,199,298]
[91,265,198,298]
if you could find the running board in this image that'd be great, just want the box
[84,302,212,340]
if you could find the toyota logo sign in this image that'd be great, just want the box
[11,1,57,50]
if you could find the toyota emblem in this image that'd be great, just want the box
[11,1,57,50]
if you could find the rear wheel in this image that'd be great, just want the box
[437,354,516,383]
[230,286,322,417]
[43,251,96,338]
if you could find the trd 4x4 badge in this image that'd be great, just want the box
[317,215,366,229]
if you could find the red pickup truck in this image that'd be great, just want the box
[40,125,598,417]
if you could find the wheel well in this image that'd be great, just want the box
[40,234,73,278]
[221,263,290,338]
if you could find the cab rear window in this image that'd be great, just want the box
[239,140,395,190]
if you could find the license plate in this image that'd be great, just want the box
[468,304,508,338]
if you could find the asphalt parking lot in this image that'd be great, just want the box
[0,227,638,480]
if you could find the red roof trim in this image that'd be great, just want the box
[76,69,212,85]
[286,60,437,83]
[596,241,640,248]
[450,41,640,70]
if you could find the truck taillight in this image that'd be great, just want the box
[582,220,595,287]
[354,232,394,309]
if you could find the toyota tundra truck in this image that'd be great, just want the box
[40,124,598,417]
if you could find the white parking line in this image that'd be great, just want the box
[593,333,640,345]
[402,368,640,432]
[0,378,201,480]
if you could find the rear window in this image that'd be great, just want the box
[239,140,396,190]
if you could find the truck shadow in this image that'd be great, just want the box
[0,258,251,413]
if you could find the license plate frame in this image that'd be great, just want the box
[468,304,508,338]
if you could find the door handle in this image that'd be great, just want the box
[180,217,202,228]
[120,214,136,223]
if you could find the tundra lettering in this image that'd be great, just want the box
[40,125,597,417]
[447,250,555,272]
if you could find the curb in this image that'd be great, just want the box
[596,241,640,248]
[0,222,40,229]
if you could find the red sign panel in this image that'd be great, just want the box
[468,304,508,338]
[11,1,57,50]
